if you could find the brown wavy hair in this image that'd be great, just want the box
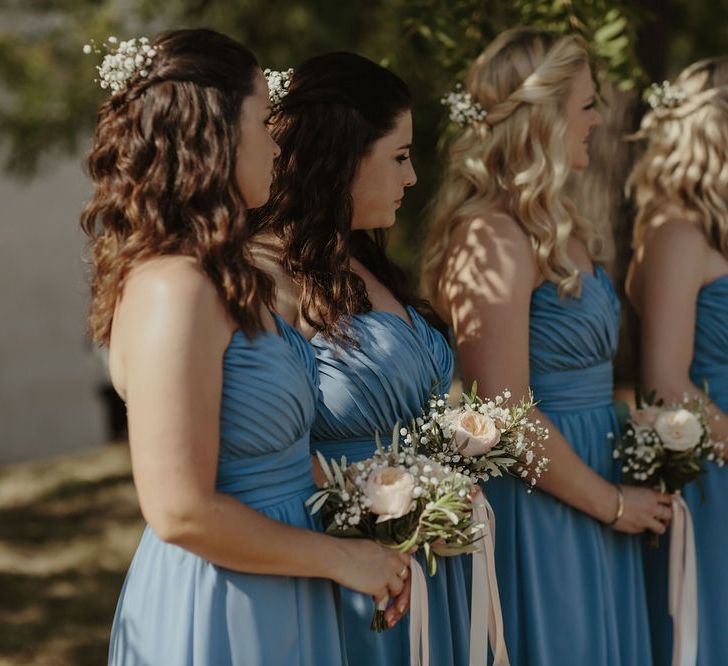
[81,28,272,344]
[249,52,415,339]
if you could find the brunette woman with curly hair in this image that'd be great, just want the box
[626,57,728,666]
[249,52,473,666]
[81,29,410,666]
[420,27,671,665]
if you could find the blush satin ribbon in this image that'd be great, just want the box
[669,492,698,666]
[470,487,509,665]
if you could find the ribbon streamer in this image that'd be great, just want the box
[669,493,698,666]
[408,557,430,666]
[471,488,509,665]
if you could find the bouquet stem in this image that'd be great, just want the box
[370,598,389,632]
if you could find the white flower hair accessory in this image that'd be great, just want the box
[645,80,687,111]
[264,68,294,109]
[83,36,158,95]
[441,84,487,128]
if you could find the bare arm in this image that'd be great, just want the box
[440,217,671,533]
[112,257,410,603]
[631,219,728,456]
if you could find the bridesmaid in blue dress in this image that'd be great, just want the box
[80,30,410,665]
[627,57,728,666]
[420,27,672,666]
[249,53,473,665]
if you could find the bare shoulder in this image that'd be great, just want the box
[641,213,707,250]
[635,214,709,277]
[441,210,537,308]
[115,256,232,347]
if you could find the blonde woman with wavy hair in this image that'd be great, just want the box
[422,27,668,665]
[626,57,728,666]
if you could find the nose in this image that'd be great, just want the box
[404,160,417,188]
[591,109,604,129]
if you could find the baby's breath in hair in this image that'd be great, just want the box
[645,80,687,111]
[83,36,158,95]
[264,68,294,109]
[441,84,487,127]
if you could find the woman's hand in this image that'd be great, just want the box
[333,540,411,627]
[611,484,673,534]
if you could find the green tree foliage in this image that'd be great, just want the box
[0,0,722,266]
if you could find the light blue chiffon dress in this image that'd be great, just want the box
[311,306,472,666]
[643,274,728,665]
[485,266,652,666]
[108,316,346,666]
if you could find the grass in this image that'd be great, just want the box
[0,444,143,666]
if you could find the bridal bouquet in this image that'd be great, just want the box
[306,428,483,631]
[401,383,550,488]
[615,391,724,494]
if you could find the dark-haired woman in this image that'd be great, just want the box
[80,29,410,665]
[250,52,472,666]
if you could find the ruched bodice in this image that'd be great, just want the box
[109,316,346,666]
[529,266,620,411]
[310,306,470,666]
[691,274,728,398]
[312,306,453,458]
[220,318,317,460]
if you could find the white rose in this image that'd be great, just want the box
[365,467,416,523]
[442,408,501,457]
[655,409,703,452]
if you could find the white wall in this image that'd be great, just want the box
[0,156,107,464]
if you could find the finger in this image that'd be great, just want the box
[392,576,411,615]
[387,574,404,598]
[384,607,402,628]
[648,517,667,535]
[374,588,389,607]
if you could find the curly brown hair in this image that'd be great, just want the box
[249,52,416,340]
[80,28,272,344]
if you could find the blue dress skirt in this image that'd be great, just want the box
[311,306,473,666]
[643,274,728,665]
[485,267,652,666]
[108,317,346,666]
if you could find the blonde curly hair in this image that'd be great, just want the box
[628,57,728,253]
[421,26,602,305]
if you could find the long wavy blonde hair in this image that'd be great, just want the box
[628,58,728,253]
[421,27,602,305]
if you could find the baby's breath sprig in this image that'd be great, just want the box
[403,382,550,490]
[264,68,294,110]
[307,425,483,631]
[615,391,724,494]
[83,36,158,94]
[645,80,687,111]
[441,84,487,128]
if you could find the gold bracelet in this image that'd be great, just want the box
[608,484,624,526]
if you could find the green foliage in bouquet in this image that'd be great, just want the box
[403,381,549,488]
[615,389,724,495]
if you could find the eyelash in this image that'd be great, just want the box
[583,102,596,110]
[396,154,410,163]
